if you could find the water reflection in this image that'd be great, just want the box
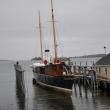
[71,84,110,110]
[15,71,26,110]
[32,85,75,110]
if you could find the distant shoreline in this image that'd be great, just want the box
[0,60,12,61]
[0,60,16,62]
[0,54,106,62]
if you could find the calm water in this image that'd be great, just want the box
[0,61,110,110]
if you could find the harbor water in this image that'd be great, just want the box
[0,60,110,110]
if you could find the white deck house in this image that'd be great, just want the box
[95,53,110,80]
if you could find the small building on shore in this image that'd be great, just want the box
[95,53,110,80]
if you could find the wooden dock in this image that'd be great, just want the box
[67,65,110,91]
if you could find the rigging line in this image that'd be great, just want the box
[55,22,64,58]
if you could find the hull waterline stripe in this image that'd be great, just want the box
[37,81,72,95]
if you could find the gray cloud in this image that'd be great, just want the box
[0,0,110,60]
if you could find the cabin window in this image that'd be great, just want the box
[96,67,97,72]
[39,67,45,74]
[105,68,107,76]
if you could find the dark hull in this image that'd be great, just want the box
[33,73,75,89]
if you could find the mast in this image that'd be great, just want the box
[51,0,58,62]
[38,11,44,63]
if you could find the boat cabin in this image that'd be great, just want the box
[32,62,69,76]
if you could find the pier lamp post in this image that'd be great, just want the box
[104,46,107,55]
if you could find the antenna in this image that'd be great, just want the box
[104,46,107,55]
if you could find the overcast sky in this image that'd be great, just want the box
[0,0,110,60]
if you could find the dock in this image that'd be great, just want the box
[67,63,110,91]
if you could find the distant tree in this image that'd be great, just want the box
[31,57,41,61]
